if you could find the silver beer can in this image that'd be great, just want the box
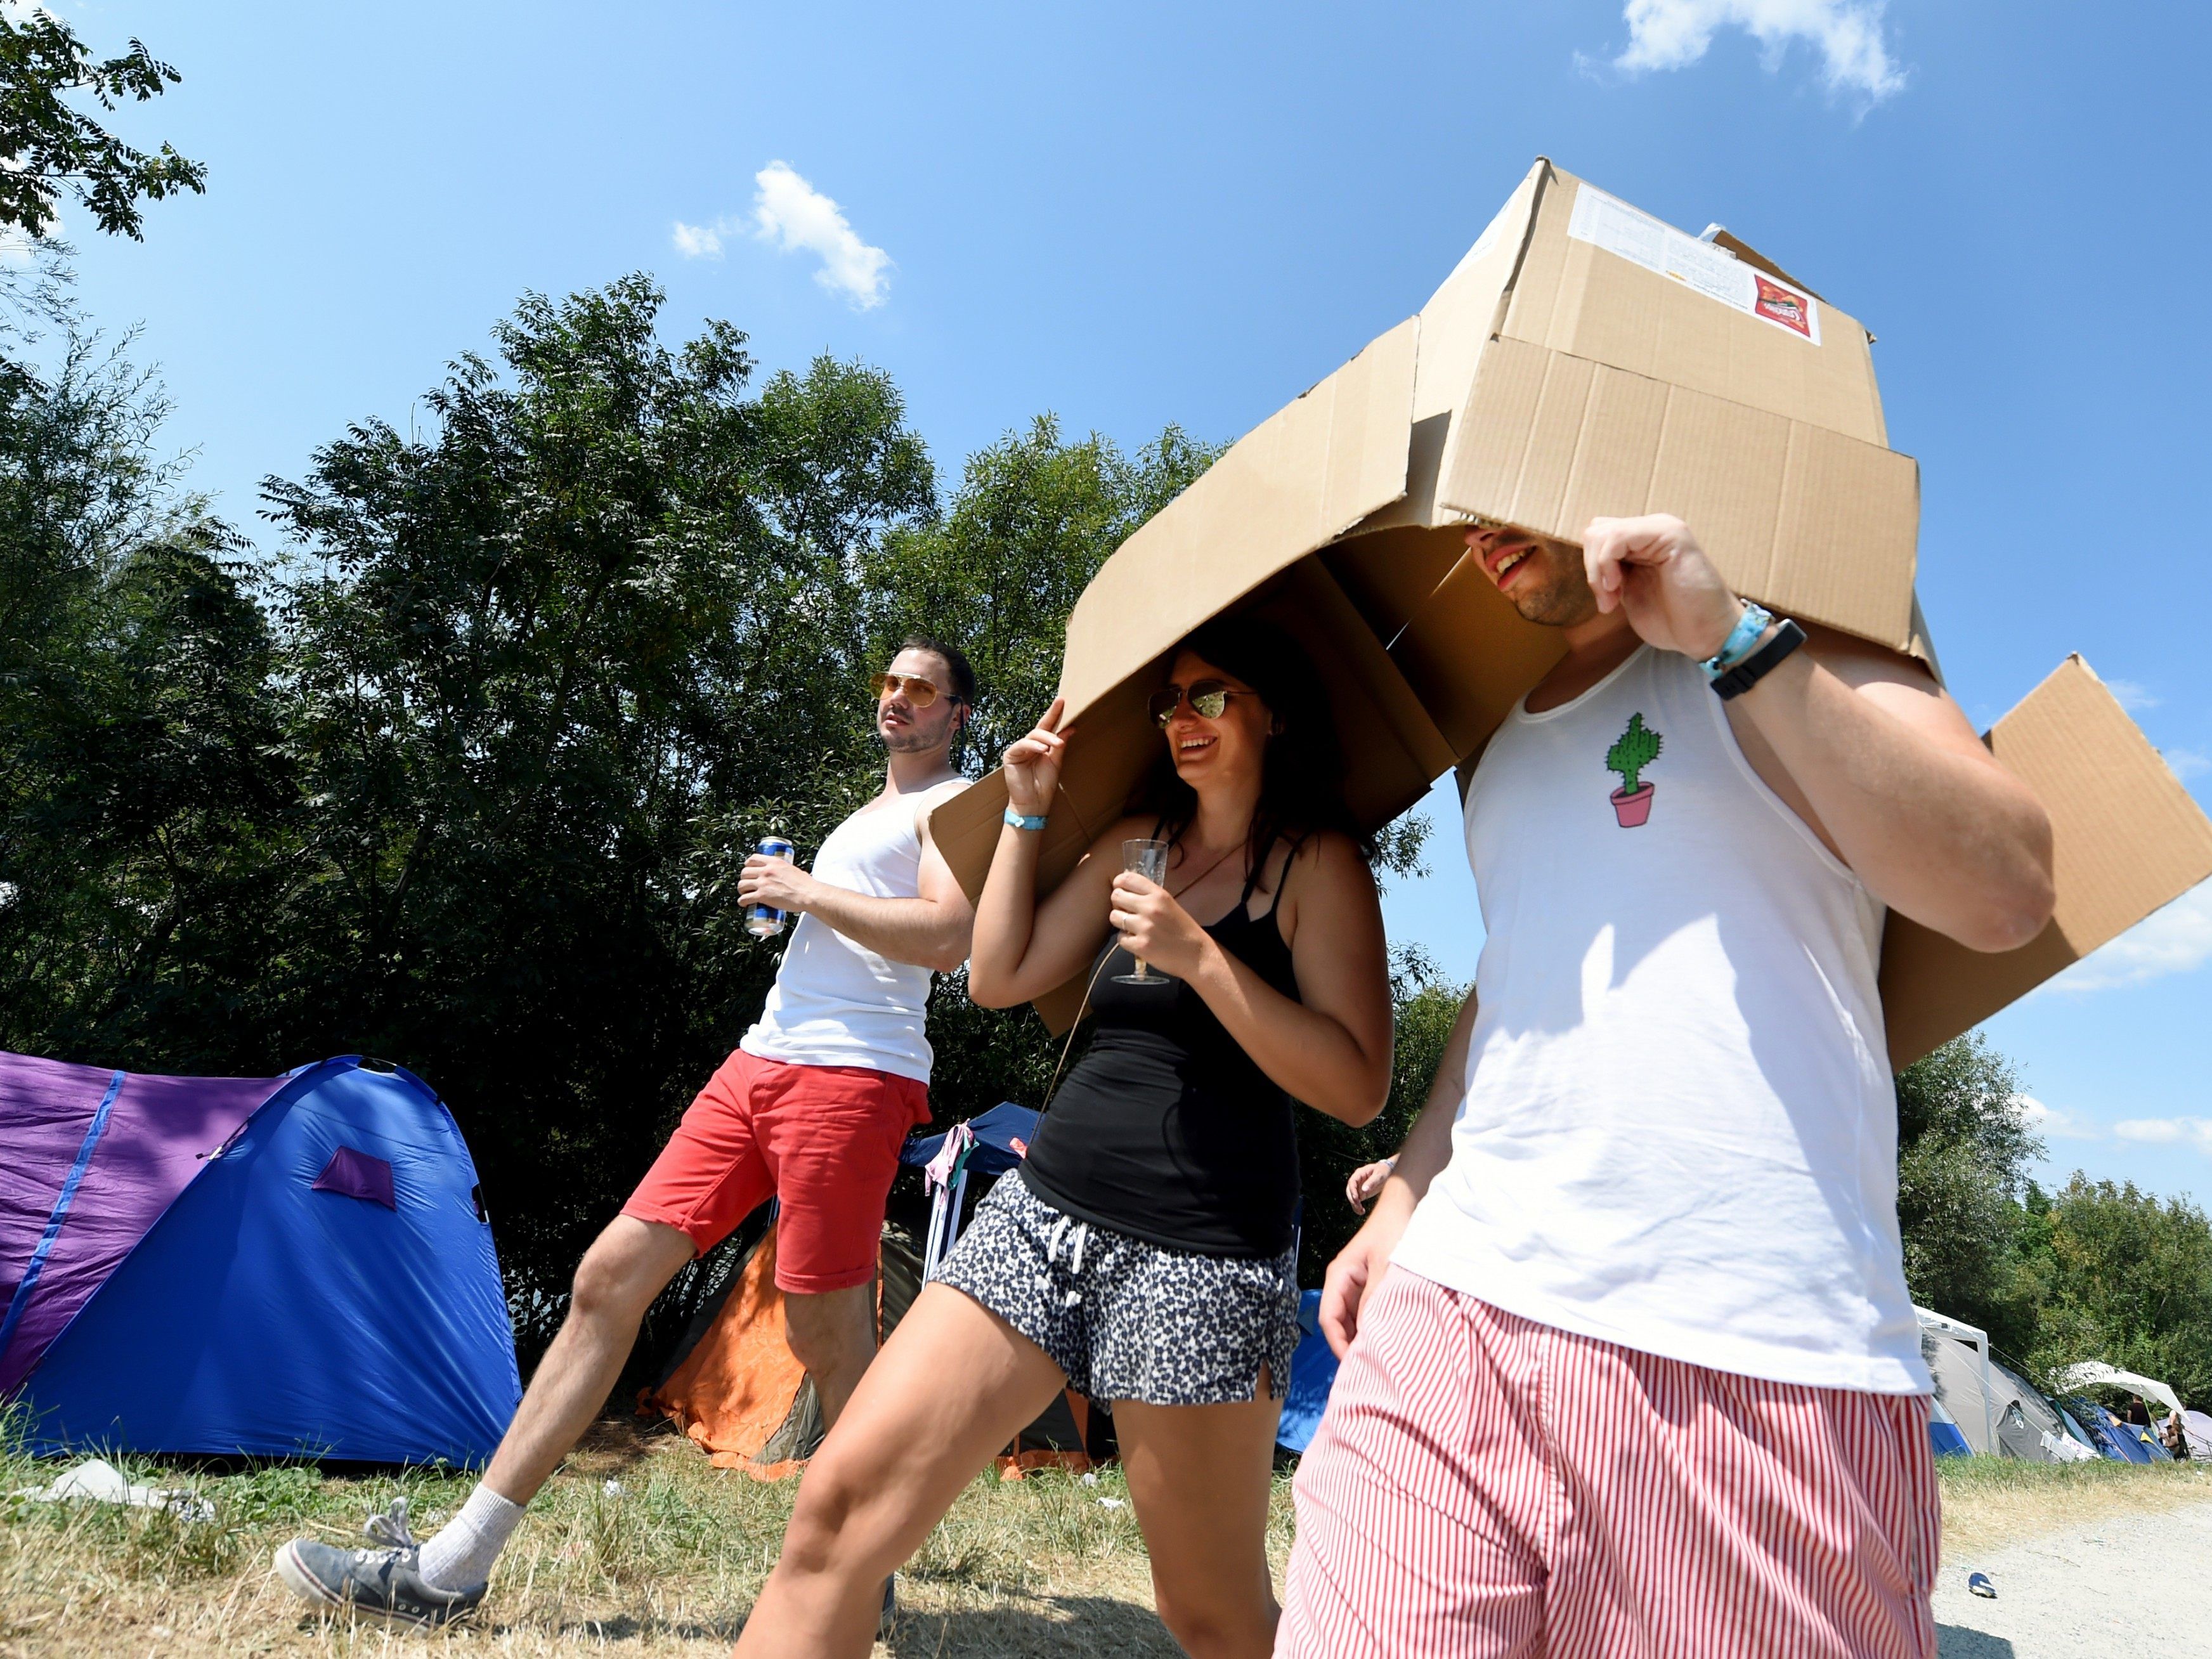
[746,836,796,939]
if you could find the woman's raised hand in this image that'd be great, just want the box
[1002,698,1069,816]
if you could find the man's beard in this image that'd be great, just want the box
[878,722,948,755]
[1511,561,1601,628]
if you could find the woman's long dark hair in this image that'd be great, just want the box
[1130,616,1370,875]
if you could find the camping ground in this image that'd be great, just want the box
[4,1419,2209,1658]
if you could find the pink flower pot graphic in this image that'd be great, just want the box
[1610,783,1656,827]
[1604,712,1662,828]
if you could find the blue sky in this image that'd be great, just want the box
[44,0,2212,1199]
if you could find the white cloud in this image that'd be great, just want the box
[2014,1094,2102,1141]
[2165,748,2210,782]
[2112,1117,2212,1155]
[2105,678,2161,713]
[1610,0,1906,101]
[750,160,891,310]
[671,220,724,260]
[2048,880,2212,994]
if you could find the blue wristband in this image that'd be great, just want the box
[1003,809,1048,831]
[1700,601,1775,681]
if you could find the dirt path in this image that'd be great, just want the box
[1935,1497,2212,1658]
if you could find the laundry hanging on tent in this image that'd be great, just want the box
[0,1051,519,1465]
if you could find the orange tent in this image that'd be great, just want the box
[641,1219,1099,1480]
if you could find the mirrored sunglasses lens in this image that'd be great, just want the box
[1190,687,1230,719]
[1148,690,1181,726]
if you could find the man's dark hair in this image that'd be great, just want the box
[897,633,976,705]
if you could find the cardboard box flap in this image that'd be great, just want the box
[1057,315,1420,719]
[1879,656,2212,1067]
[1436,333,1920,652]
[1706,229,1828,308]
[1501,167,1888,448]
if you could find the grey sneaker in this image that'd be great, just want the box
[274,1537,485,1628]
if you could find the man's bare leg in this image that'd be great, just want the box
[408,1215,694,1592]
[274,1213,701,1610]
[480,1215,699,1503]
[783,1282,880,1430]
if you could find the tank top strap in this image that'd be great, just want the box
[1236,833,1273,909]
[1261,833,1308,921]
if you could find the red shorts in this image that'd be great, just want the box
[1277,1269,1939,1659]
[621,1048,930,1294]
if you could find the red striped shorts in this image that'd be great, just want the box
[1276,1268,1937,1659]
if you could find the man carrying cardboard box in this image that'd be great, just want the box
[1276,512,2055,1659]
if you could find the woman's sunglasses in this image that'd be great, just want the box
[1148,679,1251,727]
[871,672,961,709]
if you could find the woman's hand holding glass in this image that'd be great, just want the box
[1001,697,1067,817]
[1108,867,1209,982]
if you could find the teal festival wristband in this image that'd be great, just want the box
[1700,601,1776,681]
[1003,809,1048,831]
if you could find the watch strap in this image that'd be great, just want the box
[1700,601,1776,680]
[1711,619,1806,701]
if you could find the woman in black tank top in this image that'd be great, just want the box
[737,619,1393,1659]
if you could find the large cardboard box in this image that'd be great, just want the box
[932,159,2212,1060]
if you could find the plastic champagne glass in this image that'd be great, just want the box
[1115,838,1172,985]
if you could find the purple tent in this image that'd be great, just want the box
[0,1053,275,1394]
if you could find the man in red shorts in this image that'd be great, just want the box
[1276,517,2056,1658]
[277,637,977,1627]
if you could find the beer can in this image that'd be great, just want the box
[746,836,796,939]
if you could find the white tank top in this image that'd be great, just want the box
[1392,645,1930,1395]
[741,781,966,1084]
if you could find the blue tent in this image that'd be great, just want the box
[1276,1291,1343,1455]
[10,1055,519,1465]
[1927,1395,1972,1459]
[2070,1400,2155,1464]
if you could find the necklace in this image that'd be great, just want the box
[1167,838,1245,901]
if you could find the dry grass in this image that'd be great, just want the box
[1934,1454,2212,1559]
[8,1415,2208,1656]
[1,1419,1291,1657]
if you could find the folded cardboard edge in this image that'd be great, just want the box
[1055,315,1421,720]
[1435,332,1921,656]
[1879,655,2212,1068]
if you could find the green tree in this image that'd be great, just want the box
[0,11,205,240]
[0,277,277,1071]
[1894,1032,2045,1355]
[257,278,936,1327]
[2023,1177,2212,1409]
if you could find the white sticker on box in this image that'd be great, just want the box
[1566,183,1821,346]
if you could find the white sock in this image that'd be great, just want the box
[416,1483,526,1591]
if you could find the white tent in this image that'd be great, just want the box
[1917,1306,2097,1462]
[2183,1410,2212,1460]
[1916,1306,1994,1452]
[2052,1362,2182,1419]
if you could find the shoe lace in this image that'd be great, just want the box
[364,1497,420,1551]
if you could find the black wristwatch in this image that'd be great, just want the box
[1710,620,1806,701]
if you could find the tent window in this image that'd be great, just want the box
[311,1147,396,1210]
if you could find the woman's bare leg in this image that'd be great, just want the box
[731,1282,1067,1658]
[1114,1379,1285,1659]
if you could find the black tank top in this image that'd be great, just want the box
[1020,838,1304,1258]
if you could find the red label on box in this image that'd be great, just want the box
[1753,276,1813,338]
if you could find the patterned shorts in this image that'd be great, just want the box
[934,1174,1300,1407]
